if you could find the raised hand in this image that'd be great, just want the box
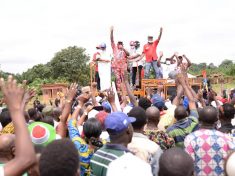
[159,51,163,57]
[176,73,186,85]
[77,94,89,106]
[107,88,115,104]
[210,90,217,100]
[67,83,78,102]
[85,104,94,114]
[0,75,25,111]
[23,88,36,104]
[197,90,203,100]
[110,26,114,32]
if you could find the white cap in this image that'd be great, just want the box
[88,109,99,119]
[107,153,152,176]
[123,106,133,114]
[211,100,223,107]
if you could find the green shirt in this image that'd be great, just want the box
[90,144,129,176]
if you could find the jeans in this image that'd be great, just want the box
[144,61,162,79]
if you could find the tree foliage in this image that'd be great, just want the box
[17,46,90,88]
[50,46,90,85]
[189,59,235,77]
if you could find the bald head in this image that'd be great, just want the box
[174,105,188,121]
[225,151,235,176]
[0,134,15,161]
[159,148,194,176]
[201,106,218,124]
[0,134,15,151]
[146,106,160,124]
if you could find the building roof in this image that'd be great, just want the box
[41,83,68,89]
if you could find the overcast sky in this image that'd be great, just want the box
[0,0,235,74]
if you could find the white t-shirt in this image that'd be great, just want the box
[0,166,4,176]
[161,63,177,79]
[129,48,144,67]
[107,153,152,176]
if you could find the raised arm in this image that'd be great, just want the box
[174,52,182,67]
[110,26,114,44]
[178,74,196,110]
[21,88,36,111]
[123,70,138,106]
[1,76,36,176]
[157,27,163,41]
[210,90,221,108]
[158,51,163,66]
[107,88,118,112]
[197,90,206,107]
[57,83,77,138]
[91,82,99,106]
[182,54,192,68]
[172,79,184,106]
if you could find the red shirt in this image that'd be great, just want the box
[143,40,159,62]
[92,52,100,72]
[202,70,207,78]
[111,42,127,69]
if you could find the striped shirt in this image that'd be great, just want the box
[90,144,129,176]
[166,109,199,148]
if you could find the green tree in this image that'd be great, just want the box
[21,63,52,84]
[50,46,90,85]
[219,59,233,68]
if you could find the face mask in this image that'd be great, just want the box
[118,45,123,49]
[130,45,135,49]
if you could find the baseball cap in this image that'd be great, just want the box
[130,41,135,46]
[102,101,112,112]
[96,111,109,128]
[105,112,136,134]
[100,42,106,48]
[151,94,165,110]
[28,122,56,146]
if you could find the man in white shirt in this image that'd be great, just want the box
[128,41,144,88]
[161,53,178,79]
[96,43,112,91]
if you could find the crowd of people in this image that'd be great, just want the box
[0,26,235,176]
[0,66,235,176]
